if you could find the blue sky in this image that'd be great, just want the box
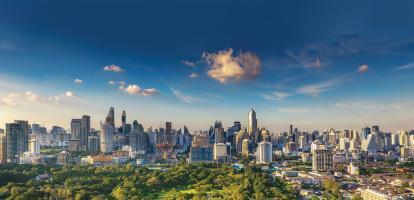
[0,0,414,132]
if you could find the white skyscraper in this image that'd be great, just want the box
[100,121,114,154]
[28,137,40,155]
[256,141,272,164]
[247,109,257,142]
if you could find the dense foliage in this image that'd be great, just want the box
[0,163,297,200]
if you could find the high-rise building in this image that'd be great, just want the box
[28,137,40,155]
[70,119,81,139]
[14,120,29,153]
[0,133,6,164]
[70,119,81,150]
[312,147,333,172]
[122,110,126,126]
[100,121,114,153]
[88,136,100,154]
[242,139,250,156]
[80,115,90,151]
[213,143,227,161]
[235,129,248,154]
[106,107,115,127]
[6,123,25,163]
[214,126,225,144]
[189,146,213,163]
[256,141,272,164]
[130,120,146,153]
[247,109,257,142]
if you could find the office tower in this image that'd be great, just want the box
[400,147,409,160]
[298,135,306,149]
[70,119,81,140]
[383,133,392,152]
[14,120,29,152]
[391,132,400,148]
[70,119,81,150]
[106,107,115,127]
[100,121,114,153]
[371,125,380,134]
[31,124,40,135]
[235,129,248,154]
[289,124,293,136]
[28,137,40,154]
[0,133,6,164]
[213,143,227,161]
[233,121,241,131]
[189,146,213,163]
[130,120,146,152]
[6,123,25,163]
[312,148,333,172]
[214,126,225,144]
[122,110,126,126]
[361,127,371,140]
[349,139,358,152]
[88,136,100,154]
[399,131,409,147]
[247,109,258,142]
[80,115,90,151]
[256,141,272,164]
[260,128,271,142]
[242,139,250,156]
[339,138,349,151]
[165,122,174,145]
[362,133,381,153]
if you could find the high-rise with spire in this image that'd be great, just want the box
[106,107,115,128]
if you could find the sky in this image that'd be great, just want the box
[0,0,414,133]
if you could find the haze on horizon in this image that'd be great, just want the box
[0,0,414,132]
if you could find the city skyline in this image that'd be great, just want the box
[1,1,414,131]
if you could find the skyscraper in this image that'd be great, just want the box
[247,109,257,142]
[130,120,146,152]
[100,121,114,153]
[14,120,29,153]
[256,141,273,164]
[106,107,115,127]
[312,147,333,172]
[165,122,173,145]
[6,123,25,163]
[0,133,6,164]
[70,119,81,150]
[122,110,126,127]
[80,115,90,151]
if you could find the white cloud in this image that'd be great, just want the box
[170,87,204,103]
[74,79,82,84]
[108,80,126,85]
[0,90,75,107]
[103,64,124,72]
[203,48,261,83]
[358,64,369,73]
[142,88,160,96]
[297,78,345,97]
[181,60,196,67]
[277,107,311,113]
[261,91,291,101]
[188,72,199,79]
[64,91,75,97]
[123,85,141,94]
[120,84,159,96]
[396,62,414,70]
